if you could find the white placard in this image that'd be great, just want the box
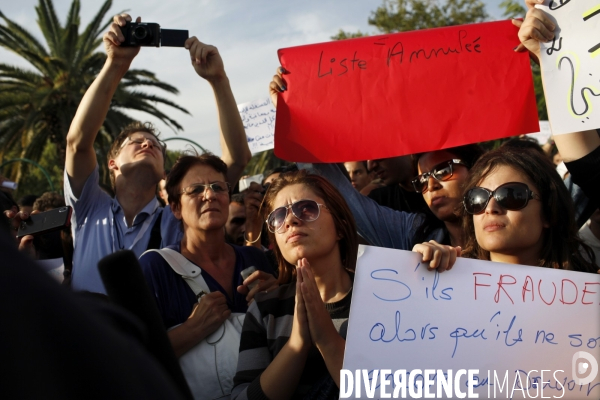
[538,0,600,135]
[526,120,552,144]
[238,98,276,154]
[343,245,600,399]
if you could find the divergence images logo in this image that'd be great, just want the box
[572,351,599,386]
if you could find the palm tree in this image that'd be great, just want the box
[243,149,292,177]
[0,0,189,186]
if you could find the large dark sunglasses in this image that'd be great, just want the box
[266,199,326,233]
[412,159,466,193]
[463,182,539,215]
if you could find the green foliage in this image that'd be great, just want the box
[243,150,292,177]
[165,149,184,171]
[332,0,488,40]
[368,0,487,33]
[0,0,189,188]
[500,0,526,19]
[8,141,63,198]
[531,62,547,120]
[330,30,367,41]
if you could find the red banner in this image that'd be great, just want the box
[274,21,539,162]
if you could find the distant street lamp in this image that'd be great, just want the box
[162,137,207,153]
[0,158,55,192]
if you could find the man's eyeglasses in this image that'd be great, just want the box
[463,182,539,215]
[412,159,466,194]
[181,182,231,197]
[121,136,166,153]
[266,199,327,233]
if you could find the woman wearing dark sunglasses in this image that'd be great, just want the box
[138,153,277,399]
[460,146,597,272]
[410,145,484,247]
[232,169,358,399]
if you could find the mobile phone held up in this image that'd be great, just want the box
[240,266,258,290]
[17,206,72,238]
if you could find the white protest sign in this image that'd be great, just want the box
[538,0,600,135]
[342,245,600,399]
[238,98,275,154]
[526,120,552,144]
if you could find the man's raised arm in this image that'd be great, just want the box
[184,37,251,185]
[65,14,141,197]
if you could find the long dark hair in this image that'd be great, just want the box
[461,146,597,272]
[262,170,358,284]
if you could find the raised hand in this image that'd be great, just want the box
[268,67,287,108]
[103,14,141,64]
[513,7,556,62]
[185,37,226,83]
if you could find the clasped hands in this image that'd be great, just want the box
[288,258,343,354]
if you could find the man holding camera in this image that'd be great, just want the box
[64,14,251,294]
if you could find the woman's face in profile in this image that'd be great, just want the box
[472,165,548,263]
[417,150,469,222]
[271,184,340,267]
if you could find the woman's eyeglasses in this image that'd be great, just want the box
[463,182,539,215]
[412,159,466,193]
[266,199,326,233]
[181,182,231,197]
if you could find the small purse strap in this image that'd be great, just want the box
[142,248,210,297]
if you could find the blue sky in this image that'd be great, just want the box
[1,0,507,155]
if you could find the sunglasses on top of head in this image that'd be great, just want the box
[412,159,466,194]
[463,182,540,215]
[266,199,327,233]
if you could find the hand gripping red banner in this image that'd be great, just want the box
[274,21,540,162]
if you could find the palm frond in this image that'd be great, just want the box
[0,26,52,75]
[0,10,49,58]
[124,69,180,94]
[75,0,112,65]
[35,0,62,56]
[115,90,190,115]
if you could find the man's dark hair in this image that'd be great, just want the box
[18,194,38,208]
[412,144,484,173]
[501,137,546,157]
[33,192,66,212]
[231,193,244,205]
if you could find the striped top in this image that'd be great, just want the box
[231,280,352,400]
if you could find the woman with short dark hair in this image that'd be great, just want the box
[139,152,277,399]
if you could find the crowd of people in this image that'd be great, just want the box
[2,3,600,399]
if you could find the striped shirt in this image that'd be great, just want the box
[232,281,352,399]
